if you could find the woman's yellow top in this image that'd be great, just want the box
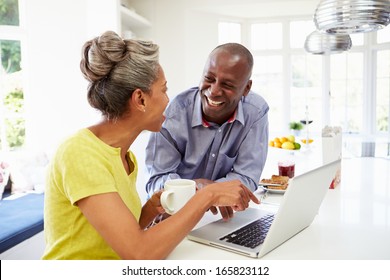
[42,129,142,259]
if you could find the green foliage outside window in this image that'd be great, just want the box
[1,89,25,149]
[5,118,25,147]
[1,40,21,73]
[0,0,19,26]
[378,115,388,132]
[4,88,23,113]
[0,0,24,150]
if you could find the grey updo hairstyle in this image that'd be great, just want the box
[80,31,159,120]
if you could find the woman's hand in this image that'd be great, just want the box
[194,178,259,220]
[147,190,165,214]
[200,180,259,218]
[139,190,165,229]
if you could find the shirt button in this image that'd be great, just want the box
[218,129,222,132]
[212,154,215,157]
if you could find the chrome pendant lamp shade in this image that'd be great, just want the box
[304,30,352,54]
[314,0,390,34]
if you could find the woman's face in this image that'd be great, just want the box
[146,66,169,132]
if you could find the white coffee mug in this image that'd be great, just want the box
[161,179,196,215]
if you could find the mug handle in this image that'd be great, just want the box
[160,190,174,214]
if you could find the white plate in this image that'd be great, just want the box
[259,185,287,194]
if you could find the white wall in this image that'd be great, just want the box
[129,0,217,99]
[24,0,120,155]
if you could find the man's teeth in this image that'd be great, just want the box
[207,96,223,106]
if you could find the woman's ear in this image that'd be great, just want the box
[131,89,147,112]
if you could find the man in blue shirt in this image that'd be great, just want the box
[145,43,269,219]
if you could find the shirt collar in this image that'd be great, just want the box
[192,90,245,128]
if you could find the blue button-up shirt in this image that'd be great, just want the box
[145,87,269,195]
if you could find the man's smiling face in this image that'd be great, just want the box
[199,49,252,125]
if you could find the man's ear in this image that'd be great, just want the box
[243,80,252,97]
[131,88,146,112]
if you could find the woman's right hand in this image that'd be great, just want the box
[200,180,259,212]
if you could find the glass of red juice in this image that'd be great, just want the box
[278,161,295,178]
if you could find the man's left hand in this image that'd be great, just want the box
[209,206,234,220]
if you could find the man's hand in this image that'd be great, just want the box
[209,206,234,220]
[194,178,258,221]
[194,179,232,219]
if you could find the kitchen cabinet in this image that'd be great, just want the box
[119,0,151,39]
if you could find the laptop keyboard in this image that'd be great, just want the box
[219,214,275,249]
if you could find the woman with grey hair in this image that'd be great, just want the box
[42,31,258,260]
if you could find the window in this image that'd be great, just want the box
[375,27,390,157]
[0,0,19,26]
[0,0,25,151]
[330,52,364,133]
[376,50,390,134]
[290,54,322,132]
[250,21,284,129]
[290,20,314,49]
[350,33,364,46]
[252,55,283,129]
[377,27,390,44]
[220,18,390,157]
[290,20,323,132]
[251,20,324,133]
[251,22,282,50]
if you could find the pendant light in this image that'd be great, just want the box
[304,30,352,54]
[314,0,390,34]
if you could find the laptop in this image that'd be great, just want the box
[187,159,341,258]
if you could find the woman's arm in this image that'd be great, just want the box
[77,179,258,260]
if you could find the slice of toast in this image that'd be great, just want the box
[260,175,289,190]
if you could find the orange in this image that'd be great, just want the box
[269,141,274,147]
[274,137,281,143]
[280,137,288,143]
[274,141,282,148]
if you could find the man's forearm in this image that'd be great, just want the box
[146,173,181,196]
